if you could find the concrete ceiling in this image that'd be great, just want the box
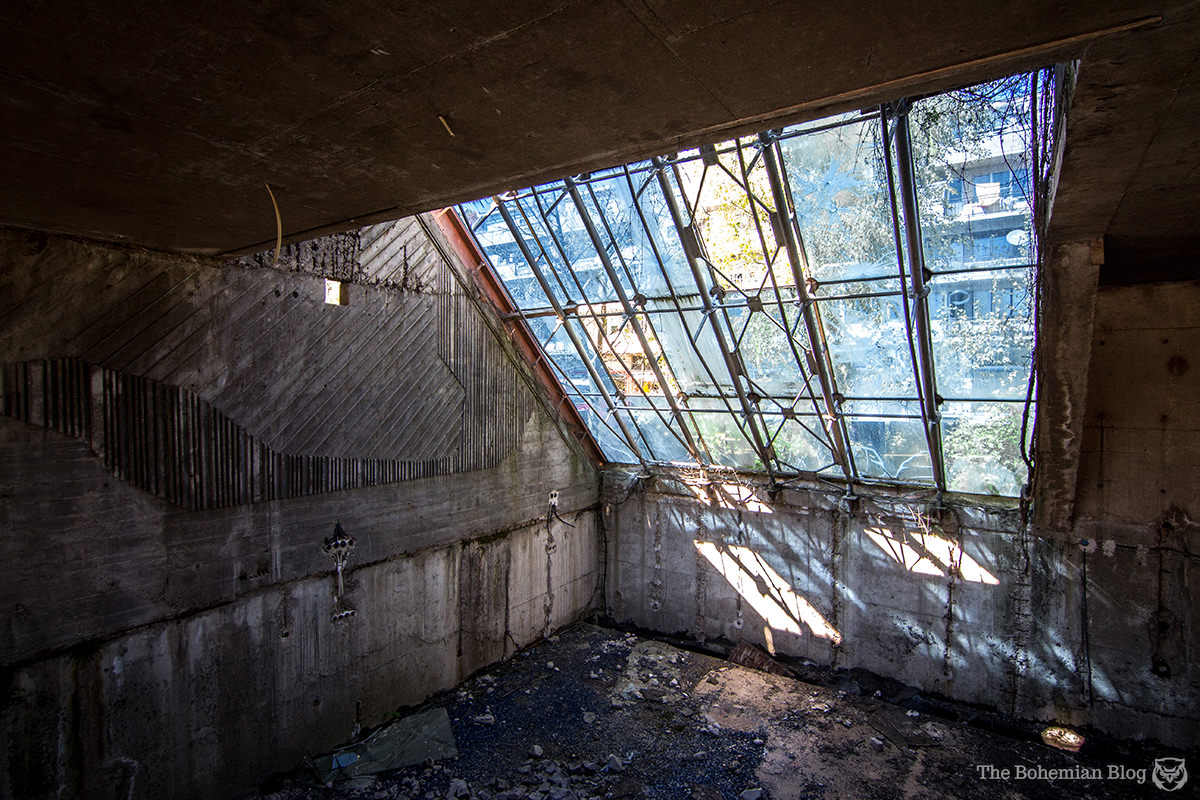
[0,1,1197,266]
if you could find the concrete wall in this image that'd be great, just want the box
[605,474,1194,748]
[1070,279,1200,745]
[0,226,600,799]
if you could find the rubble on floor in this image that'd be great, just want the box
[245,624,1192,800]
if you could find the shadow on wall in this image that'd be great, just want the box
[862,522,999,585]
[609,480,1184,742]
[691,512,1000,652]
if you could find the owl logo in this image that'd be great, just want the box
[1152,758,1187,792]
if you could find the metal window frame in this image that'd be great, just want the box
[456,75,1042,497]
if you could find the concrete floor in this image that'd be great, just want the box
[247,624,1192,800]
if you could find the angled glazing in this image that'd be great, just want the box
[459,71,1044,497]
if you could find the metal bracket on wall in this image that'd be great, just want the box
[323,520,357,622]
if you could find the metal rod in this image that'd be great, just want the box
[495,198,648,466]
[880,105,939,490]
[652,156,782,482]
[892,105,947,491]
[502,286,905,321]
[563,176,706,464]
[774,141,861,481]
[758,133,853,481]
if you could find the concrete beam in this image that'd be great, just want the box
[1034,239,1102,534]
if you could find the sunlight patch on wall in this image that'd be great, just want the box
[689,482,774,514]
[864,526,998,584]
[694,540,841,644]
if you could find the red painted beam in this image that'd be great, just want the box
[432,208,607,467]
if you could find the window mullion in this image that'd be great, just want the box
[495,197,649,468]
[758,132,855,484]
[890,103,949,493]
[653,157,782,485]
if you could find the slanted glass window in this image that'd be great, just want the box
[459,71,1051,498]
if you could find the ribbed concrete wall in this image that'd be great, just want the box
[0,221,599,799]
[1,221,535,467]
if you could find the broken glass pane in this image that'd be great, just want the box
[846,413,933,484]
[780,116,898,282]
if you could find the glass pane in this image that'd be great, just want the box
[525,317,616,397]
[624,399,693,464]
[780,116,899,282]
[841,397,922,416]
[942,401,1026,497]
[727,302,815,399]
[633,169,697,294]
[768,416,837,474]
[463,198,554,309]
[847,413,933,484]
[817,293,917,398]
[928,267,1034,400]
[686,397,761,470]
[675,142,782,295]
[911,77,1033,274]
[645,298,732,393]
[567,395,637,464]
[515,188,627,305]
[577,168,693,300]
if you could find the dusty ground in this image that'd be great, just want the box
[245,624,1194,799]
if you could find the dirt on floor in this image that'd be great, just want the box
[244,623,1195,800]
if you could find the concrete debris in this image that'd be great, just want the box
[245,624,1171,800]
